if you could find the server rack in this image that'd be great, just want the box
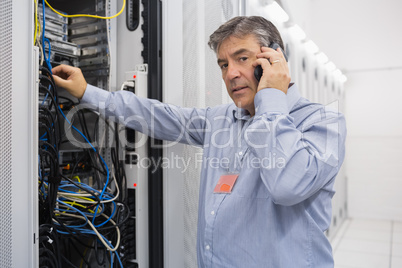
[3,0,154,267]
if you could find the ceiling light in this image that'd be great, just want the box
[266,1,289,23]
[325,61,336,72]
[287,24,306,41]
[340,75,348,83]
[316,52,328,64]
[333,69,342,77]
[304,40,319,54]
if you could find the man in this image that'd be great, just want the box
[53,16,346,268]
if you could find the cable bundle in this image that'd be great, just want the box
[36,1,129,266]
[38,64,130,267]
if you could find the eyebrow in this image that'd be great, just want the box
[217,48,252,65]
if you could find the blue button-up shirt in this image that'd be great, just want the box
[82,84,346,268]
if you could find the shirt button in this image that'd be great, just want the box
[238,151,243,156]
[211,210,215,215]
[205,245,210,250]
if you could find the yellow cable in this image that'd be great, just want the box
[57,174,120,204]
[61,194,100,204]
[61,200,78,214]
[63,201,96,214]
[72,176,81,183]
[34,0,38,45]
[44,0,126,20]
[72,176,82,193]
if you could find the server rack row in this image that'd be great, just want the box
[161,1,348,267]
[246,0,347,241]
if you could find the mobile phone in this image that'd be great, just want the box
[254,42,288,82]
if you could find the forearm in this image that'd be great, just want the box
[81,84,207,145]
[246,88,346,206]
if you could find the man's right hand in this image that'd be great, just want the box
[52,64,87,99]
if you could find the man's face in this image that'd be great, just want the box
[217,34,260,116]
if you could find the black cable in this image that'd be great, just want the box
[39,74,56,95]
[96,202,130,231]
[65,237,92,268]
[39,224,63,267]
[60,255,80,268]
[38,64,126,267]
[39,248,58,268]
[39,85,58,110]
[60,174,101,204]
[94,240,107,266]
[40,66,60,104]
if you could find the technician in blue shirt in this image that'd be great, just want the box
[53,16,346,268]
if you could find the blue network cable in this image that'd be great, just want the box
[42,0,52,72]
[40,3,119,263]
[55,200,123,268]
[57,106,111,212]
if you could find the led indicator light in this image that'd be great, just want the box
[134,183,137,187]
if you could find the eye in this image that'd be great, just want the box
[220,63,228,70]
[239,57,248,62]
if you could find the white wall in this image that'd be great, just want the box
[345,69,402,221]
[284,0,402,221]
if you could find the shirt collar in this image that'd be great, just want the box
[231,83,301,122]
[232,106,251,121]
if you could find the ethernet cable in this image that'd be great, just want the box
[45,0,126,20]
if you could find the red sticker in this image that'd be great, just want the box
[213,174,239,193]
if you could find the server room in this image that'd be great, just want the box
[0,0,400,267]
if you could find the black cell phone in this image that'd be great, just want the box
[254,42,288,82]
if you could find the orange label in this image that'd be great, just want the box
[213,174,239,194]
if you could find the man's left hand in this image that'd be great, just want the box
[253,47,291,94]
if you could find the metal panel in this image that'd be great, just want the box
[0,1,14,265]
[8,0,38,267]
[124,65,149,268]
[163,0,239,267]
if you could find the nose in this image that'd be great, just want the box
[226,63,241,80]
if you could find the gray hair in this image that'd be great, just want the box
[208,16,284,53]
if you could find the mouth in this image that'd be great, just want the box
[232,86,248,93]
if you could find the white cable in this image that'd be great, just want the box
[35,0,44,66]
[120,81,135,91]
[58,173,120,203]
[55,212,120,252]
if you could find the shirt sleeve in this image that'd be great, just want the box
[81,84,209,146]
[246,88,347,206]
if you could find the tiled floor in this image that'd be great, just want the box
[330,218,402,268]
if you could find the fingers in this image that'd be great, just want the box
[52,74,69,89]
[254,47,291,93]
[257,47,285,64]
[51,64,87,99]
[52,64,75,79]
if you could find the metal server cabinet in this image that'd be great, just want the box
[0,0,150,267]
[0,1,38,267]
[36,0,152,267]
